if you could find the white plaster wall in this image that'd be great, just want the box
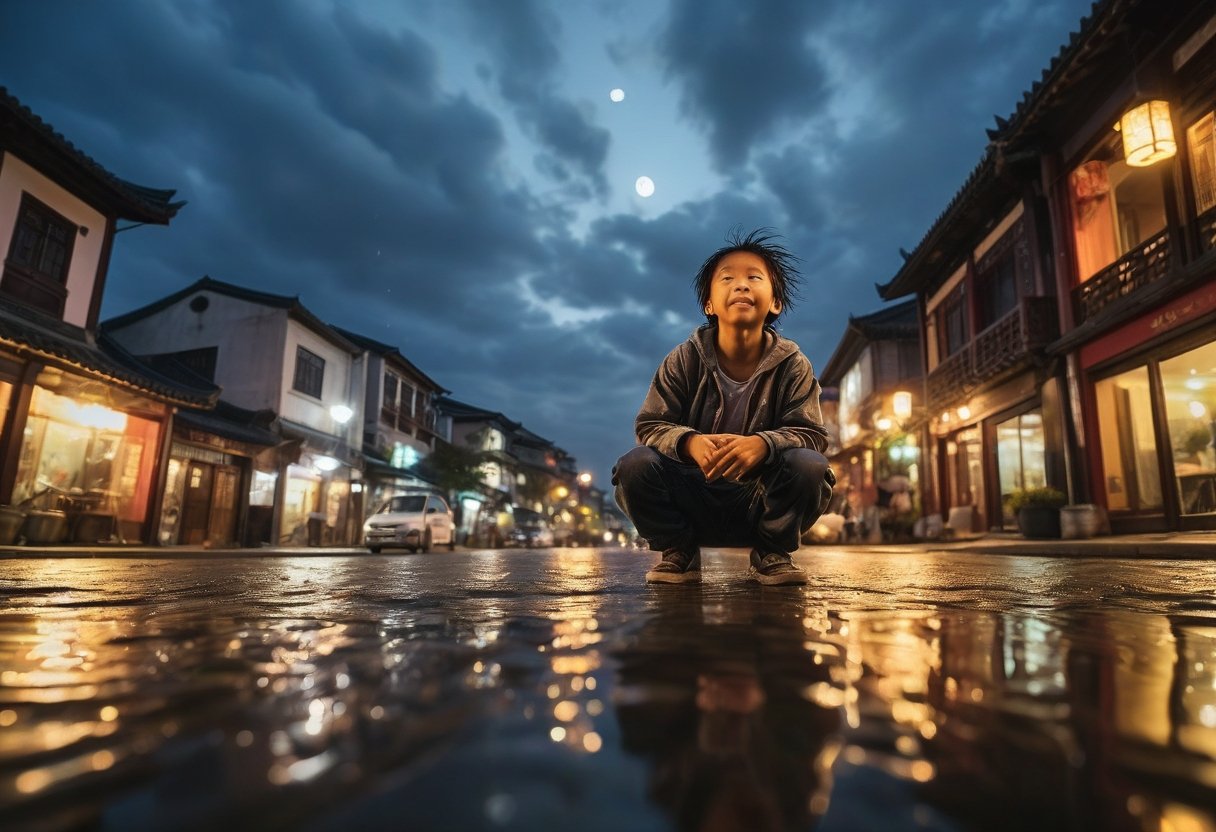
[281,319,359,443]
[105,290,287,410]
[0,153,107,327]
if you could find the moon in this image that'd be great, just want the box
[635,176,655,198]
[609,88,625,102]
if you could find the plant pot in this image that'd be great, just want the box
[1017,506,1061,539]
[0,506,25,545]
[1060,504,1105,539]
[21,509,68,545]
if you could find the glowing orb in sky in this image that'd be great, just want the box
[635,176,655,198]
[609,88,625,102]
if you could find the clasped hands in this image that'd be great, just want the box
[685,433,767,482]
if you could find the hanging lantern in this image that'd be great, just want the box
[893,390,913,419]
[1119,100,1176,167]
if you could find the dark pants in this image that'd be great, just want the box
[612,445,834,555]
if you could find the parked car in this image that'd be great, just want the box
[364,494,455,553]
[506,507,555,548]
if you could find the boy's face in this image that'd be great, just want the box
[704,251,781,327]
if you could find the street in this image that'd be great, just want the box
[2,547,1216,831]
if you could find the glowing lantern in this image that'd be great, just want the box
[893,391,913,420]
[1119,100,1175,167]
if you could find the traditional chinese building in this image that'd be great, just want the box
[0,87,217,545]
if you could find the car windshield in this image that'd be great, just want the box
[512,507,547,527]
[379,495,426,514]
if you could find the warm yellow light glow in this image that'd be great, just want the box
[893,391,913,419]
[1120,100,1176,167]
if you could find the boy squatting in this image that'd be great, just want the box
[612,230,835,586]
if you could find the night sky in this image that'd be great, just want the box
[2,0,1094,486]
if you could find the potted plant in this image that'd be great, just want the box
[1007,487,1067,539]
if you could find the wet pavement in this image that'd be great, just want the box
[2,547,1216,832]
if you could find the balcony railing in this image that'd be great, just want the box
[1072,229,1171,324]
[380,406,437,437]
[927,296,1059,406]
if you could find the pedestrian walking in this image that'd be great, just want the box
[613,229,834,585]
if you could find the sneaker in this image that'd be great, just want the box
[645,548,702,584]
[747,550,806,586]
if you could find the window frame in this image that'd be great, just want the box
[292,346,325,399]
[2,192,78,317]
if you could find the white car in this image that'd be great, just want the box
[364,494,455,553]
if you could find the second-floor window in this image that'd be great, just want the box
[2,193,76,316]
[938,284,968,358]
[293,346,325,398]
[975,221,1030,331]
[1068,139,1168,282]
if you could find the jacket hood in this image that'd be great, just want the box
[688,324,801,375]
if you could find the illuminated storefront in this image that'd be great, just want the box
[1080,282,1216,531]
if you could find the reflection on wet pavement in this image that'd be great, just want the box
[1,549,1215,830]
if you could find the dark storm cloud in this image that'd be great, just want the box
[658,0,829,169]
[461,0,611,197]
[0,1,550,336]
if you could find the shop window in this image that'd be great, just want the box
[293,346,325,398]
[1160,342,1216,515]
[2,193,76,316]
[1069,140,1168,282]
[12,382,161,530]
[996,410,1047,524]
[1095,367,1163,512]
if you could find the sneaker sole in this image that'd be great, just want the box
[645,569,702,584]
[747,569,806,586]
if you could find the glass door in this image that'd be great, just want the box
[1094,366,1163,513]
[996,409,1047,526]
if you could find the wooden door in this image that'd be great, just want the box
[207,465,239,546]
[181,462,213,545]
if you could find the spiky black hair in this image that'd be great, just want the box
[693,228,802,326]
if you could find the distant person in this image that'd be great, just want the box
[612,229,834,585]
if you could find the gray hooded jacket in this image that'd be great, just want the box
[635,324,830,462]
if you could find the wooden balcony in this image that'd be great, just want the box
[1072,229,1171,324]
[927,296,1059,406]
[380,406,438,438]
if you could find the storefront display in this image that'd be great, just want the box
[995,409,1047,523]
[11,380,161,540]
[1161,343,1216,515]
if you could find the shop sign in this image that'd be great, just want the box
[1081,280,1216,368]
[171,441,228,466]
[176,427,258,458]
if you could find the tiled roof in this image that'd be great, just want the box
[437,396,521,430]
[175,400,281,447]
[102,276,361,355]
[331,325,449,394]
[1,86,184,223]
[0,298,218,407]
[819,299,919,387]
